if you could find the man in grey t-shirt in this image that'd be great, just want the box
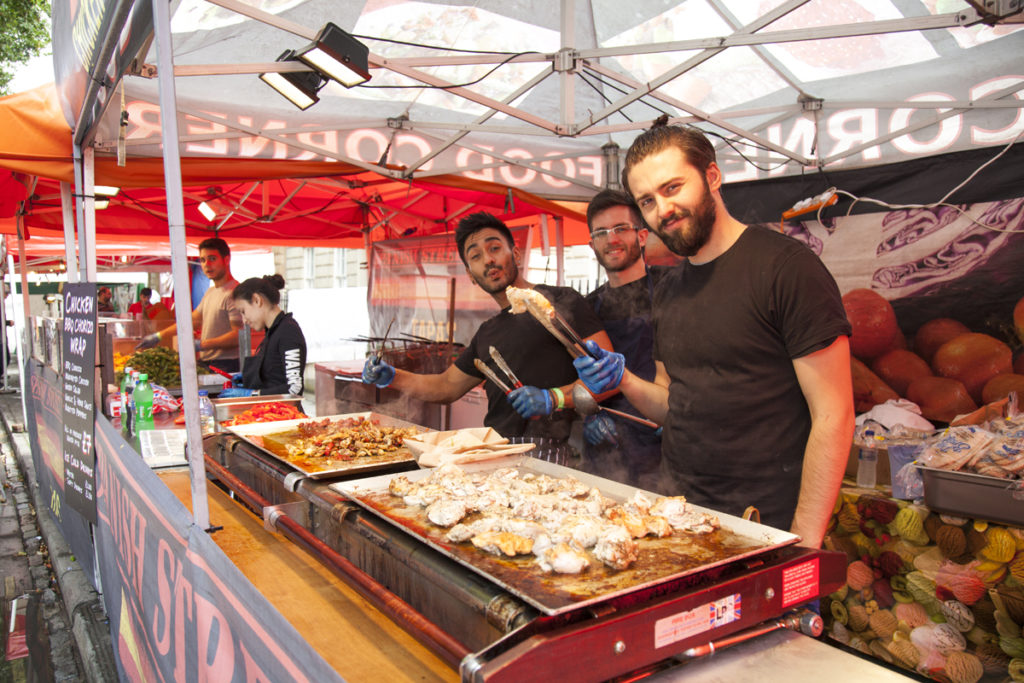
[137,237,242,373]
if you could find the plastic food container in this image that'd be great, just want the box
[211,394,304,428]
[917,465,1024,526]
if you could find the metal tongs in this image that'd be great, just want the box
[512,289,597,359]
[474,346,525,395]
[376,316,396,361]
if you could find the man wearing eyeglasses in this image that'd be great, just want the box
[581,189,671,491]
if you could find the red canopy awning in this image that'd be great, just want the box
[0,84,589,250]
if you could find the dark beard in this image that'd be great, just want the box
[596,240,642,273]
[655,184,717,258]
[473,261,519,294]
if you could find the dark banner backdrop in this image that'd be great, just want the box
[25,359,97,586]
[92,417,344,682]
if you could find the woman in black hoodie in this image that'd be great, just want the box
[221,274,306,397]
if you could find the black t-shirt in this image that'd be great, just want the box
[653,226,851,528]
[242,312,307,395]
[585,267,671,322]
[454,284,604,441]
[585,266,671,381]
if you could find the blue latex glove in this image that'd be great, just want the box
[136,333,160,350]
[194,338,203,352]
[219,387,253,398]
[362,357,396,388]
[583,413,619,446]
[507,386,553,419]
[231,373,244,387]
[573,341,625,394]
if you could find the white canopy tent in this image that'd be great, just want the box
[36,0,1024,533]
[63,0,1024,208]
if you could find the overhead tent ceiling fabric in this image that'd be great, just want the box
[5,1,1022,243]
[0,84,587,248]
[81,0,1023,208]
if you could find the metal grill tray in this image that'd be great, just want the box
[333,457,799,616]
[226,412,423,480]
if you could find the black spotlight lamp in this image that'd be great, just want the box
[296,22,371,88]
[259,50,325,110]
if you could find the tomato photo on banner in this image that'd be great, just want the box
[773,196,1024,418]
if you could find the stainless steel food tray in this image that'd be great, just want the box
[918,465,1024,526]
[226,412,423,480]
[333,456,799,616]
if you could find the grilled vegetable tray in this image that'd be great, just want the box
[333,457,798,615]
[226,412,424,479]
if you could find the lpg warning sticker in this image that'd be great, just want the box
[654,594,742,649]
[781,558,820,607]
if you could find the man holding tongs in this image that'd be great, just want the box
[362,212,613,459]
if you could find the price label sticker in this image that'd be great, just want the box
[654,594,742,649]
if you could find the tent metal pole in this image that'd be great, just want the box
[555,216,565,287]
[81,147,98,281]
[72,147,86,281]
[60,182,79,283]
[151,0,211,531]
[0,238,8,393]
[72,0,134,147]
[559,0,575,133]
[14,222,30,424]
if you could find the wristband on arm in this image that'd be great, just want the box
[550,386,565,410]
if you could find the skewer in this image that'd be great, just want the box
[376,317,397,361]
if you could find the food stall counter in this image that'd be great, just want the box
[157,468,456,682]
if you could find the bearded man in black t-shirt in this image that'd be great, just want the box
[573,123,854,549]
[362,212,612,452]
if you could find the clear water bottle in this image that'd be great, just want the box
[198,390,216,435]
[856,429,878,489]
[135,373,155,431]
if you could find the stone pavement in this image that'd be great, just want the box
[0,367,117,682]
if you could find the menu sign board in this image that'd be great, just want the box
[61,282,98,523]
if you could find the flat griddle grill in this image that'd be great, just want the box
[208,434,846,681]
[334,457,800,616]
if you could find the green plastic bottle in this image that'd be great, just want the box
[135,373,155,431]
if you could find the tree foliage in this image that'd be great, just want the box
[0,0,51,94]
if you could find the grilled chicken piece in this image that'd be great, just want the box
[624,491,653,517]
[403,483,445,507]
[605,506,648,539]
[426,499,469,527]
[643,515,674,538]
[554,515,607,549]
[506,286,554,318]
[471,531,534,557]
[593,525,639,570]
[650,496,689,527]
[552,476,591,498]
[537,543,590,574]
[447,517,502,543]
[673,510,721,534]
[388,475,417,497]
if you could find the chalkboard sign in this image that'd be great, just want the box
[61,282,98,524]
